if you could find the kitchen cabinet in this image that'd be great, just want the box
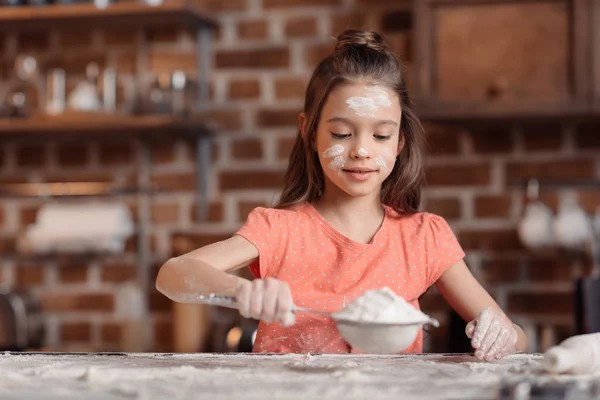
[413,0,590,121]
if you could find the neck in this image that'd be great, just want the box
[313,180,384,221]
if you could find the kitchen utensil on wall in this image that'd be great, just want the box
[67,62,102,112]
[0,288,44,351]
[518,179,555,249]
[45,68,66,115]
[553,192,592,251]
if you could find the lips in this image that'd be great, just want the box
[342,167,378,174]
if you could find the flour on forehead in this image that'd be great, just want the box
[346,86,392,118]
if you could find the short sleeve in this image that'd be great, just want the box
[425,213,465,286]
[235,207,280,279]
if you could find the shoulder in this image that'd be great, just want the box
[385,209,456,236]
[243,204,311,225]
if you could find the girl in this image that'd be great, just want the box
[156,29,528,361]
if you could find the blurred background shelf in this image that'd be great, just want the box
[0,0,218,32]
[0,182,163,199]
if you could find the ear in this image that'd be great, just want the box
[397,131,405,156]
[298,112,308,139]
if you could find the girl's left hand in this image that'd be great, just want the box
[465,307,518,361]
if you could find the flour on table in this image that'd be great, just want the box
[333,287,430,324]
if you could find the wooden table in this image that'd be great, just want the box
[0,352,596,399]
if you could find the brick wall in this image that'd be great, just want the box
[0,0,595,353]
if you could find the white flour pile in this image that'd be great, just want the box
[333,287,430,324]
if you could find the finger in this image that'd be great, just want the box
[261,279,278,324]
[465,320,476,339]
[275,284,293,325]
[476,317,502,360]
[249,280,264,320]
[497,327,518,359]
[486,326,510,361]
[472,308,493,349]
[236,282,252,318]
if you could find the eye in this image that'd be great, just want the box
[331,132,351,139]
[374,134,391,141]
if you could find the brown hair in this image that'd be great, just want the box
[275,29,426,215]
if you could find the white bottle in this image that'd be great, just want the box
[543,333,600,375]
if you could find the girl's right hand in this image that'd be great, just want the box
[235,278,296,327]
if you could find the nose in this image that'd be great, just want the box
[350,144,371,160]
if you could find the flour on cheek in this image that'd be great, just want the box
[321,144,345,175]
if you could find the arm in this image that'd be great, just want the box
[435,259,528,359]
[155,234,258,302]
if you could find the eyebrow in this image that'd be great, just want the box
[326,116,399,127]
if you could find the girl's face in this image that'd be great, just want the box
[312,82,402,199]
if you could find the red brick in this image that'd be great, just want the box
[216,48,289,69]
[238,19,269,40]
[57,144,89,167]
[149,291,171,312]
[0,235,17,254]
[18,32,49,51]
[149,51,196,73]
[278,136,298,160]
[231,138,263,160]
[506,159,595,184]
[423,124,460,155]
[41,293,114,312]
[426,198,461,219]
[15,266,45,286]
[274,77,306,99]
[154,320,173,347]
[99,143,133,165]
[459,229,523,251]
[522,192,559,213]
[257,108,300,128]
[17,145,46,168]
[220,171,285,191]
[152,203,180,224]
[474,195,512,218]
[468,127,514,153]
[522,123,563,151]
[331,12,368,36]
[425,164,491,186]
[481,258,522,284]
[238,201,270,220]
[507,292,573,315]
[575,123,600,148]
[101,322,122,342]
[189,0,246,12]
[60,322,91,342]
[42,172,114,184]
[191,201,225,223]
[101,263,137,282]
[0,206,4,228]
[263,0,341,7]
[58,264,88,283]
[171,232,232,255]
[207,109,243,131]
[577,190,600,214]
[381,9,412,33]
[151,173,195,191]
[228,79,261,99]
[285,17,318,37]
[305,43,334,69]
[527,256,586,282]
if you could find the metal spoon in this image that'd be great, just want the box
[196,293,439,353]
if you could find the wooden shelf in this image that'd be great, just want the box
[0,113,216,140]
[0,0,218,32]
[0,182,163,198]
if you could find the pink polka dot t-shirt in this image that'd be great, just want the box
[235,203,465,354]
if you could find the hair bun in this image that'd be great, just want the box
[335,29,390,52]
